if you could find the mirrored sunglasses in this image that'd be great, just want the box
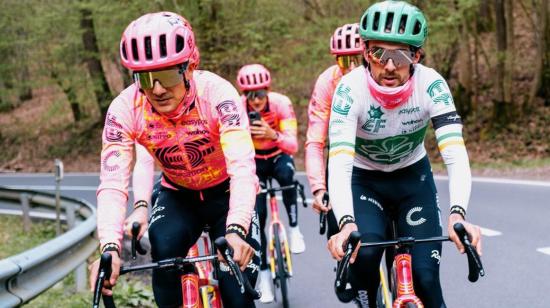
[336,54,363,70]
[245,89,268,100]
[134,68,183,90]
[368,47,415,68]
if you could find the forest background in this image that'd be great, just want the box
[0,0,548,177]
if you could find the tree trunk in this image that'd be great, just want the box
[493,0,511,127]
[80,7,111,119]
[527,0,549,107]
[51,70,81,122]
[456,14,473,118]
[503,0,514,104]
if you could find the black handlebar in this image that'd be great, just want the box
[131,222,147,260]
[319,192,329,235]
[334,231,361,303]
[214,237,261,300]
[453,223,485,282]
[334,223,485,302]
[92,253,115,308]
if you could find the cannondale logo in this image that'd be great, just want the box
[102,150,120,172]
[406,206,427,226]
[216,100,241,127]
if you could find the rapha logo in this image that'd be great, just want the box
[446,114,461,122]
[431,249,441,264]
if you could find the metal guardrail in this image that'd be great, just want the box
[0,187,97,307]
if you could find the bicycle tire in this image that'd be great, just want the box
[273,224,290,308]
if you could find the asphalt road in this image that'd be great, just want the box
[1,172,549,307]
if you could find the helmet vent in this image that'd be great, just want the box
[362,16,368,31]
[399,15,408,34]
[385,12,394,33]
[345,34,351,49]
[338,39,342,49]
[159,35,167,58]
[259,74,263,82]
[144,36,153,60]
[246,76,251,85]
[413,20,422,35]
[121,41,127,60]
[253,74,257,84]
[176,35,184,53]
[131,39,139,61]
[373,12,380,31]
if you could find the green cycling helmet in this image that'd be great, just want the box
[360,0,428,47]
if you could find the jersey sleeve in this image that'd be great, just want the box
[210,80,259,233]
[305,71,333,193]
[327,81,360,225]
[96,95,137,249]
[426,74,472,212]
[275,96,298,154]
[132,143,155,204]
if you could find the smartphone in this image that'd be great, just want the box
[248,111,261,125]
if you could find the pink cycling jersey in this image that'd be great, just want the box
[305,65,343,193]
[132,143,155,204]
[242,91,298,159]
[97,70,258,248]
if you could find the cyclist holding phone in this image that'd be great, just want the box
[236,64,303,303]
[326,1,482,307]
[89,12,261,308]
[305,23,363,239]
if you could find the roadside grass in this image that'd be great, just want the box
[26,273,155,308]
[0,215,155,307]
[0,215,57,259]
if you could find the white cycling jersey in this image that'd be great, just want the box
[328,64,471,223]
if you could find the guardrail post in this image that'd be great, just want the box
[20,193,31,232]
[54,159,64,236]
[65,204,87,292]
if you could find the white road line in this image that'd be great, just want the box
[480,227,502,237]
[536,247,550,256]
[433,175,550,187]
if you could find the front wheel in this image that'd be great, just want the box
[273,224,289,308]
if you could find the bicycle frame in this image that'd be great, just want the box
[266,179,293,278]
[182,234,222,308]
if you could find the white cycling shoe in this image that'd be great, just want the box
[258,269,274,303]
[289,226,306,254]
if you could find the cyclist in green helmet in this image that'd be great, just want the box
[326,1,482,307]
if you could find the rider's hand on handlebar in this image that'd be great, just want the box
[448,214,482,256]
[328,223,359,263]
[124,207,148,240]
[88,250,121,296]
[312,189,331,214]
[224,233,255,271]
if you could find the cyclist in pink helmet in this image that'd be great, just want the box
[237,64,302,303]
[305,23,363,240]
[89,12,260,308]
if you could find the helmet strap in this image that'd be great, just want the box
[179,62,191,91]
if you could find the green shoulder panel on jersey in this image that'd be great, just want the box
[332,83,354,116]
[355,125,428,164]
[427,79,454,106]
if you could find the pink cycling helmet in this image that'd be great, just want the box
[330,23,363,56]
[120,12,198,71]
[236,64,271,91]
